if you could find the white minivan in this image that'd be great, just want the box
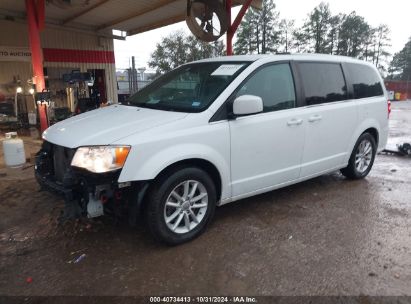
[35,54,389,244]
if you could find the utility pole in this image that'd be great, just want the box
[129,56,138,94]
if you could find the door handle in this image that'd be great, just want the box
[308,114,322,122]
[287,118,303,126]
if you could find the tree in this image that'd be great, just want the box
[327,13,345,55]
[300,2,332,53]
[372,24,391,69]
[292,29,310,53]
[389,36,411,80]
[234,0,280,54]
[362,26,376,61]
[234,10,255,54]
[148,31,225,74]
[279,19,295,53]
[185,35,225,62]
[337,11,370,58]
[259,0,280,54]
[148,31,187,74]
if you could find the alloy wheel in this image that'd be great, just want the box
[163,180,208,234]
[355,139,373,173]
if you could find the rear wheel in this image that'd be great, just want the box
[145,167,216,245]
[341,133,376,179]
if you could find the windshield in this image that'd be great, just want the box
[127,62,250,112]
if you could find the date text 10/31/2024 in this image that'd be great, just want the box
[149,296,257,303]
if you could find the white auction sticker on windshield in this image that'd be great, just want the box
[211,64,244,76]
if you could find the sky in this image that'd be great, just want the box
[114,0,411,71]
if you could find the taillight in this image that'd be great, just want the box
[387,99,391,119]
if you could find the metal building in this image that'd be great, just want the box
[0,18,117,113]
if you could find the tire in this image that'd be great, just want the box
[145,167,216,245]
[341,132,377,179]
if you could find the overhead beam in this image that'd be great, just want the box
[62,0,111,25]
[0,13,126,40]
[96,0,176,31]
[127,14,185,36]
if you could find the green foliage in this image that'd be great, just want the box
[148,31,225,75]
[301,2,332,53]
[327,13,345,55]
[185,35,225,62]
[148,2,394,75]
[278,19,295,53]
[234,8,256,54]
[289,3,391,69]
[389,37,411,80]
[337,12,370,57]
[233,1,392,73]
[372,24,391,70]
[234,0,280,54]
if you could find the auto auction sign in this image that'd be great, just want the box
[0,46,31,62]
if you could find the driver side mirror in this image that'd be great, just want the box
[232,95,263,116]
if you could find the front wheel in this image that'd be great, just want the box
[341,132,377,179]
[145,167,216,245]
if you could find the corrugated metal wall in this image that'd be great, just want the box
[0,21,32,86]
[0,62,32,85]
[0,20,30,46]
[42,27,114,51]
[0,20,118,102]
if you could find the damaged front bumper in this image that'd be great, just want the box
[34,142,145,223]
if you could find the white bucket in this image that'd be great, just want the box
[2,132,26,168]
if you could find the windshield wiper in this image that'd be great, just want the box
[135,102,183,112]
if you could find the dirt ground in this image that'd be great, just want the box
[0,101,410,297]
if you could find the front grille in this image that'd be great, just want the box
[41,141,75,183]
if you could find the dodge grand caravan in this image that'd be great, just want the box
[35,54,389,244]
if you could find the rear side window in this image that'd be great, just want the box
[299,62,347,105]
[346,63,384,99]
[236,63,296,112]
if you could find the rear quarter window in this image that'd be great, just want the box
[346,63,384,99]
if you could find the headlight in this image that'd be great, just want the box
[71,146,130,173]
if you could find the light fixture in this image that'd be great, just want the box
[29,88,35,95]
[16,87,23,93]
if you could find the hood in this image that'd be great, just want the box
[43,105,188,148]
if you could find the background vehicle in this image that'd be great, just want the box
[35,54,389,245]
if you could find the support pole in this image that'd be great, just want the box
[26,0,48,133]
[131,56,138,94]
[226,0,253,56]
[226,0,233,55]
